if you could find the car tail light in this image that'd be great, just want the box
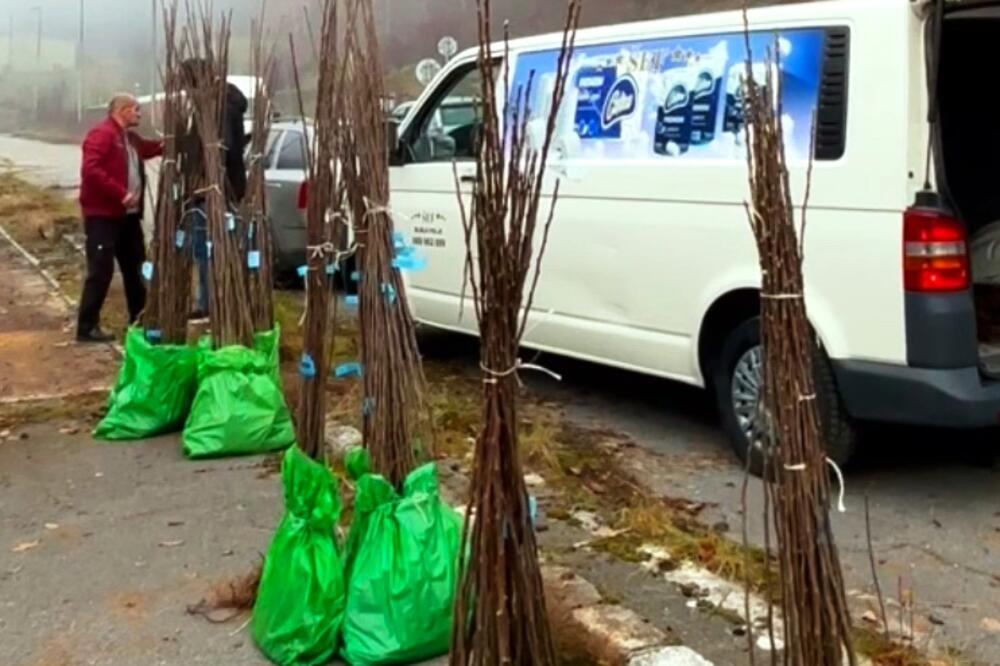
[903,207,970,293]
[297,181,309,210]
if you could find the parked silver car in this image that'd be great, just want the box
[256,120,312,276]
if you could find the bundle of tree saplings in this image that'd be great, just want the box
[450,2,581,665]
[739,20,857,666]
[253,2,349,664]
[95,3,199,441]
[246,18,276,334]
[179,8,294,460]
[332,2,462,664]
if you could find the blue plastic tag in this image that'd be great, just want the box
[345,295,359,308]
[297,265,308,279]
[350,271,362,283]
[381,282,397,305]
[299,353,317,379]
[226,212,236,231]
[528,495,538,526]
[392,231,406,250]
[172,184,180,201]
[145,329,163,342]
[141,261,154,281]
[247,223,256,240]
[248,251,261,269]
[334,362,363,379]
[325,263,338,276]
[362,397,375,416]
[206,241,213,258]
[174,229,186,249]
[391,254,427,272]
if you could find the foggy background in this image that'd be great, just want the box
[0,0,786,136]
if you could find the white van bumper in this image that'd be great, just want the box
[834,361,1000,428]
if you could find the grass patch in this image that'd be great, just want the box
[852,627,964,666]
[532,423,776,595]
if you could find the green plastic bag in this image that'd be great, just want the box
[196,326,283,384]
[253,327,283,385]
[341,449,463,665]
[182,328,294,459]
[94,328,198,441]
[252,446,346,666]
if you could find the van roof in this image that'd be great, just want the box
[451,0,908,60]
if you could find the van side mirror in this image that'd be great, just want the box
[385,118,405,166]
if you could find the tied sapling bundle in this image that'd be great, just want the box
[450,1,582,665]
[94,2,199,441]
[145,2,191,344]
[252,5,347,663]
[740,20,857,666]
[341,0,426,489]
[180,6,294,460]
[291,0,346,461]
[247,16,277,333]
[184,9,254,350]
[335,7,464,664]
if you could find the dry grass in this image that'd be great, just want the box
[0,173,130,333]
[186,562,263,624]
[852,627,966,666]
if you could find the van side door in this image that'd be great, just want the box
[389,60,485,331]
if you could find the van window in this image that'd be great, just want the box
[510,28,842,162]
[276,130,307,170]
[406,64,483,163]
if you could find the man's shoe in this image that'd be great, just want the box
[76,327,115,343]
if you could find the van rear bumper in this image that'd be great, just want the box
[833,360,1000,428]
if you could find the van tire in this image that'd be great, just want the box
[712,317,857,477]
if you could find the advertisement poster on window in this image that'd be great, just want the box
[512,29,825,163]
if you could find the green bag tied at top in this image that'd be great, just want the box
[252,446,347,666]
[182,326,294,459]
[94,327,198,441]
[340,448,463,665]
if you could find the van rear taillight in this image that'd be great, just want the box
[297,181,309,210]
[903,207,970,293]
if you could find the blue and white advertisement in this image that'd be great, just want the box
[511,29,826,162]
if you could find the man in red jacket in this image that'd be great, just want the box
[77,94,163,342]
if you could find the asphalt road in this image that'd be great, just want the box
[4,132,1000,664]
[0,133,158,236]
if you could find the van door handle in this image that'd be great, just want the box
[459,174,477,184]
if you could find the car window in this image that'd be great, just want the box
[263,129,283,168]
[439,104,478,129]
[406,64,483,164]
[276,130,306,170]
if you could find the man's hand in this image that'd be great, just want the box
[122,192,139,208]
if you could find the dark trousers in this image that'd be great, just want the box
[77,215,147,335]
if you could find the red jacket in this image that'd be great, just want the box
[79,117,163,219]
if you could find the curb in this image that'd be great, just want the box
[0,221,75,308]
[542,565,715,666]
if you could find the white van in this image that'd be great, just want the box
[387,0,1000,472]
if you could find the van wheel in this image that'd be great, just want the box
[713,317,857,477]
